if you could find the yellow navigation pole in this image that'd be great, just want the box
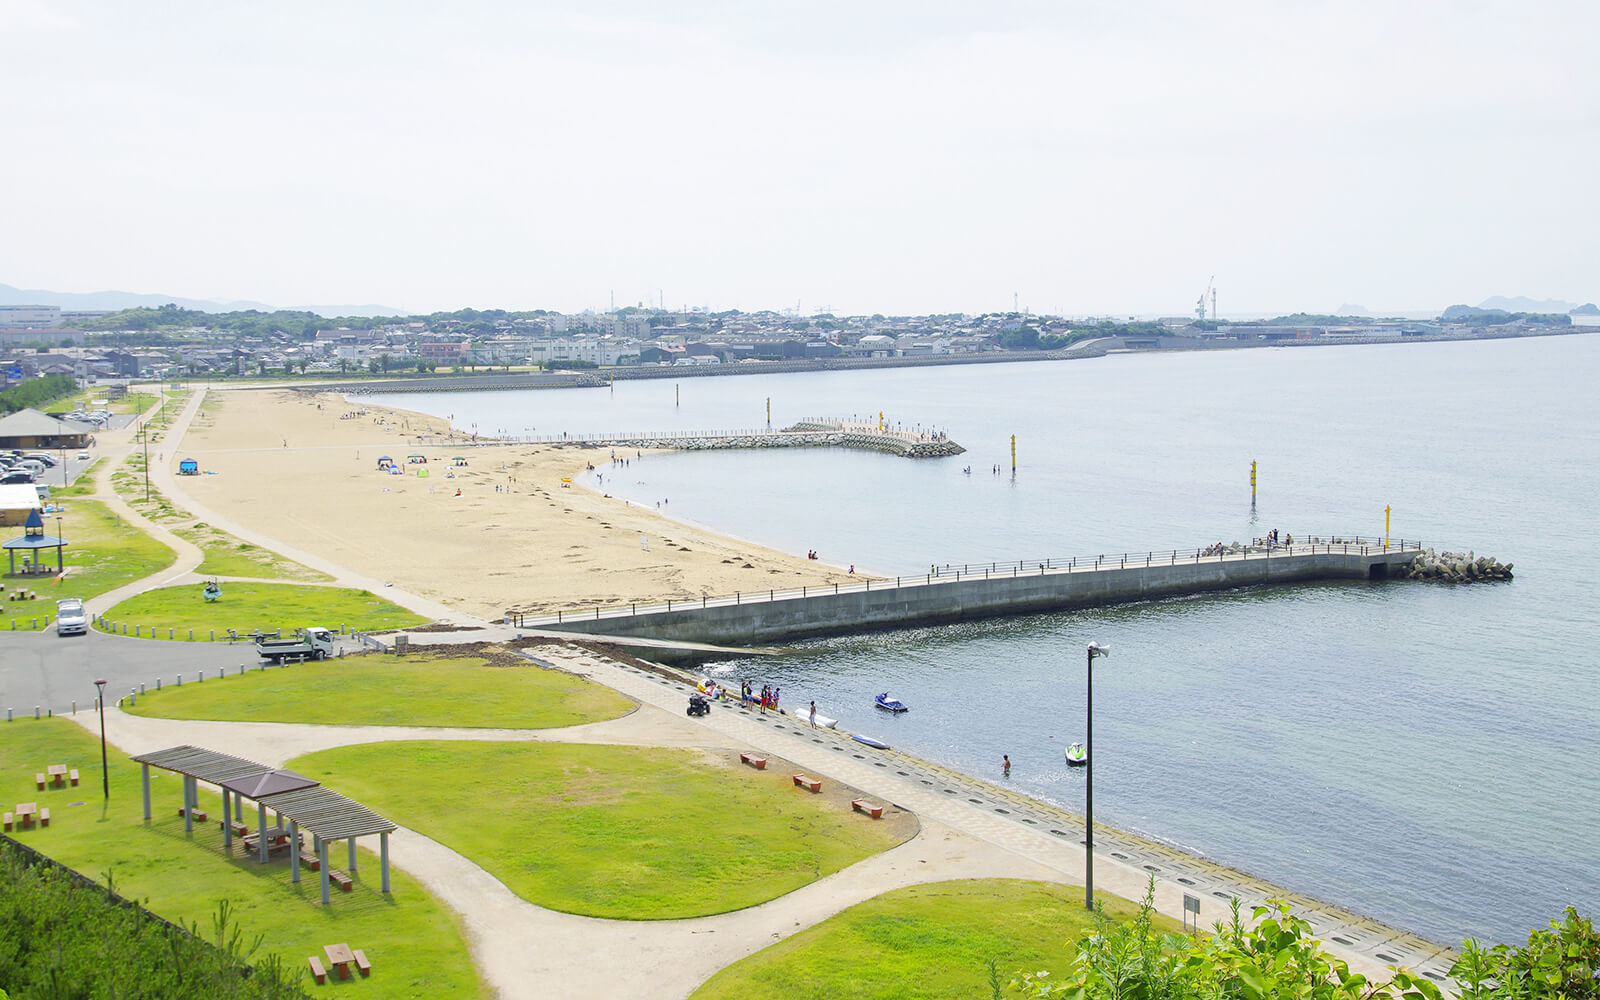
[1251,460,1256,502]
[1385,505,1391,549]
[1011,434,1016,473]
[879,410,884,432]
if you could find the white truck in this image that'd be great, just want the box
[254,626,338,662]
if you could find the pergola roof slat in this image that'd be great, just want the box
[130,745,276,785]
[263,786,396,840]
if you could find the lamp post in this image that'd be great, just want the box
[1084,641,1110,911]
[94,679,109,800]
[141,423,149,502]
[55,516,63,573]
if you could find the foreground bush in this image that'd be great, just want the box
[0,842,307,999]
[1012,879,1596,1000]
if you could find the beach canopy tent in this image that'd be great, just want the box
[376,456,393,469]
[178,458,199,474]
[406,454,426,463]
[4,509,65,575]
[130,744,396,903]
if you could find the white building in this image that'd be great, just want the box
[0,305,61,328]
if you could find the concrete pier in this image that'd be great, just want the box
[518,539,1423,650]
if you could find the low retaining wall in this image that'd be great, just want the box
[542,429,964,458]
[533,545,1420,648]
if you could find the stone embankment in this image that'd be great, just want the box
[1402,548,1513,582]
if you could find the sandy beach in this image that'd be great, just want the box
[176,387,859,621]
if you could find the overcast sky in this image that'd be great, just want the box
[2,0,1595,317]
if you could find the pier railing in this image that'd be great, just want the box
[503,536,1423,628]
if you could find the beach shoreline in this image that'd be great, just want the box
[174,387,861,622]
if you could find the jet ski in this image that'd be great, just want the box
[874,692,908,713]
[1065,742,1088,767]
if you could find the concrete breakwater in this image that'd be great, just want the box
[531,422,964,459]
[515,540,1424,652]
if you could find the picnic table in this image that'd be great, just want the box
[46,764,67,787]
[324,943,355,980]
[15,802,36,828]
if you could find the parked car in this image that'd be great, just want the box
[0,470,35,484]
[16,461,46,477]
[77,451,90,460]
[56,598,87,637]
[25,454,57,467]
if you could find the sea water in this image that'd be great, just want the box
[372,334,1600,947]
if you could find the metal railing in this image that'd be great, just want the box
[503,535,1423,628]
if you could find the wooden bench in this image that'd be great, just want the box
[68,769,79,787]
[39,807,49,827]
[299,850,321,871]
[851,798,884,819]
[222,820,249,837]
[35,773,45,791]
[792,774,822,793]
[177,806,208,822]
[307,956,327,985]
[352,948,372,977]
[329,869,353,892]
[739,752,767,770]
[3,812,11,832]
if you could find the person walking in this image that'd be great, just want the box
[1002,754,1011,777]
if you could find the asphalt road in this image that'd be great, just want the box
[0,629,266,716]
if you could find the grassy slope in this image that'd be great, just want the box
[691,879,1172,1000]
[98,582,427,637]
[290,741,913,920]
[124,652,635,728]
[0,717,486,999]
[173,522,334,582]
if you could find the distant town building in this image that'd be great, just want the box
[0,305,61,328]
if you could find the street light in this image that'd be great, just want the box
[1084,641,1111,911]
[93,679,109,800]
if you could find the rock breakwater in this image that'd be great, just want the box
[1403,548,1513,582]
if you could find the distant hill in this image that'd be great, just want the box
[1570,303,1599,316]
[1335,304,1370,316]
[1477,295,1578,313]
[0,282,403,318]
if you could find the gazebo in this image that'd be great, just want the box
[3,509,64,575]
[130,744,397,904]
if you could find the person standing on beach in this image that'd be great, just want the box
[809,701,817,726]
[1002,754,1011,776]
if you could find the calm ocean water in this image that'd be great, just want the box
[372,334,1600,947]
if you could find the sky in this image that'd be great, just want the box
[2,0,1596,318]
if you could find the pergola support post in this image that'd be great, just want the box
[348,837,357,872]
[380,832,390,893]
[183,777,194,833]
[289,821,300,883]
[222,793,232,849]
[318,837,330,905]
[141,764,151,821]
[257,801,268,864]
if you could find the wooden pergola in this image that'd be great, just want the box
[130,745,396,903]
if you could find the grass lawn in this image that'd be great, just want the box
[124,649,634,727]
[174,522,334,582]
[0,717,486,999]
[4,499,176,627]
[112,454,191,524]
[289,741,913,920]
[98,582,427,638]
[690,879,1170,1000]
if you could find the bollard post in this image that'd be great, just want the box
[140,683,145,695]
[198,669,203,682]
[189,629,193,641]
[177,674,182,687]
[31,618,37,629]
[169,628,174,640]
[35,706,40,719]
[136,625,141,637]
[210,629,215,641]
[72,701,76,715]
[156,678,161,690]
[239,664,245,675]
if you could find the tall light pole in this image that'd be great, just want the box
[141,422,149,502]
[1084,641,1110,911]
[94,679,109,800]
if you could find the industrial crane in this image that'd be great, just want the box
[1196,276,1216,321]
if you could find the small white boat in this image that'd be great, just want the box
[1065,742,1088,767]
[788,706,837,729]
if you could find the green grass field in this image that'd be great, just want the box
[124,651,635,728]
[98,582,427,638]
[173,522,333,582]
[0,717,486,998]
[289,741,913,920]
[690,879,1169,1000]
[4,499,176,628]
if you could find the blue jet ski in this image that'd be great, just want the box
[874,692,908,713]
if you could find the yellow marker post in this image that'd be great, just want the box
[1385,505,1391,550]
[879,410,884,432]
[1251,460,1256,500]
[1011,435,1016,473]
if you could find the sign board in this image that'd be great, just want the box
[1183,893,1201,932]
